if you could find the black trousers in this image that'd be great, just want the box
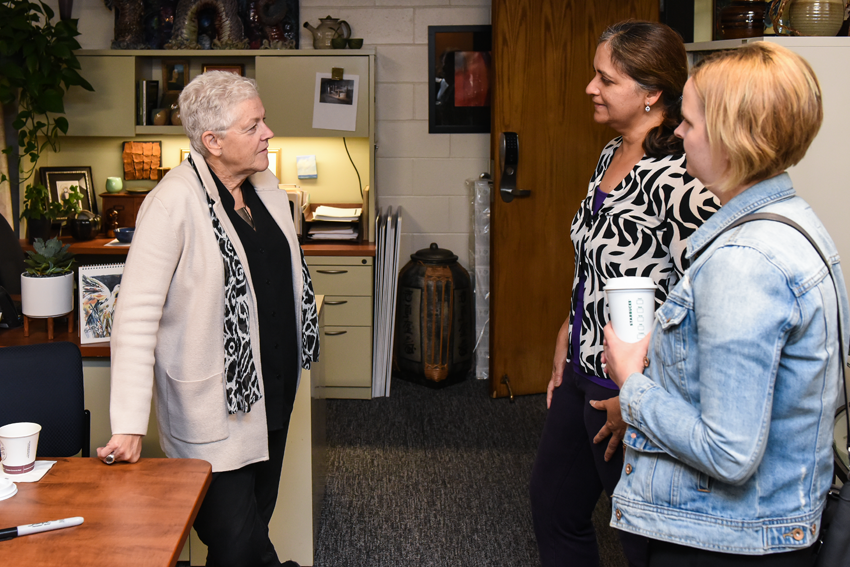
[193,420,290,567]
[648,539,816,567]
[530,366,648,567]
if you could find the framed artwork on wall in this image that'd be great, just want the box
[163,59,189,94]
[202,64,245,76]
[428,25,492,134]
[39,166,97,218]
[122,141,162,181]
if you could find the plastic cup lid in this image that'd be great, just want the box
[604,276,656,291]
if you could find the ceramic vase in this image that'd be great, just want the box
[790,0,845,35]
[21,272,74,318]
[70,210,102,241]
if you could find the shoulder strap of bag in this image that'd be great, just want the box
[699,212,850,457]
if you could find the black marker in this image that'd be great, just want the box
[0,517,84,541]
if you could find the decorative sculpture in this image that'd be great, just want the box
[165,0,248,49]
[105,0,147,49]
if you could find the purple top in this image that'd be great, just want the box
[571,187,618,390]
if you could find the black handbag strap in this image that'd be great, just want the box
[700,212,850,456]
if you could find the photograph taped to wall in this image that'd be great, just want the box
[39,167,97,219]
[312,73,359,131]
[319,79,354,105]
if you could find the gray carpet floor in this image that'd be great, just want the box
[313,377,627,567]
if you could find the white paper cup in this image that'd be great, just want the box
[605,277,657,343]
[0,422,41,475]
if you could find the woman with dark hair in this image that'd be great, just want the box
[529,21,718,567]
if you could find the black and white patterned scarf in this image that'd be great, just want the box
[190,156,320,414]
[299,249,320,370]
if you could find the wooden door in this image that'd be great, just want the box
[489,0,658,398]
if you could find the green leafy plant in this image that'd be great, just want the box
[24,237,75,276]
[0,0,94,223]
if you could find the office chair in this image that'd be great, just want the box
[0,342,91,457]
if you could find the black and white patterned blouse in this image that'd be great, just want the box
[568,137,719,378]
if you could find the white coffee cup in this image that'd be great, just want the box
[0,422,41,475]
[605,277,657,343]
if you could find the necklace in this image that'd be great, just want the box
[236,206,255,230]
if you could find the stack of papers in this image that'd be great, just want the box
[307,223,359,241]
[313,206,362,222]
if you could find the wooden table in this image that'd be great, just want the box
[0,457,211,566]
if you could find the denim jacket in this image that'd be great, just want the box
[611,173,850,555]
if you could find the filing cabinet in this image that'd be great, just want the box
[307,255,373,399]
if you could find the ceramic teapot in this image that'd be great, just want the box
[303,15,351,49]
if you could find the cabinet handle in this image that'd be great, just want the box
[324,300,348,306]
[324,330,348,336]
[316,270,348,274]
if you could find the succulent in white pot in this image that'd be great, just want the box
[20,238,76,318]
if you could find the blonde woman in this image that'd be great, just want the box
[603,42,848,565]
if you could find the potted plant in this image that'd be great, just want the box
[20,236,75,318]
[0,0,93,240]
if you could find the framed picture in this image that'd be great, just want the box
[202,64,244,76]
[122,141,162,180]
[428,25,492,134]
[163,59,189,94]
[39,166,97,217]
[180,148,191,162]
[268,148,280,179]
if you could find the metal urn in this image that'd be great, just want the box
[395,243,473,387]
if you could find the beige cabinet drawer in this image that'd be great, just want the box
[321,296,372,326]
[310,266,372,296]
[321,326,372,388]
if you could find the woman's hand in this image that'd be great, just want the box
[97,434,143,464]
[601,322,651,389]
[589,396,626,461]
[547,318,571,408]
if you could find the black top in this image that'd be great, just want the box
[212,171,298,431]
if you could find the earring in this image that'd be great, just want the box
[645,105,651,112]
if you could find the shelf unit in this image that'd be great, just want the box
[56,48,378,400]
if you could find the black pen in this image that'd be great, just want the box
[0,517,84,541]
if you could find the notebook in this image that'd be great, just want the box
[78,263,124,344]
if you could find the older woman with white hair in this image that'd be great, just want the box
[97,71,317,567]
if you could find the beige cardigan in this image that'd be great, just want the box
[109,151,303,472]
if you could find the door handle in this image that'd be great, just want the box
[499,132,531,203]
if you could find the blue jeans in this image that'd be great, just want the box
[530,366,648,567]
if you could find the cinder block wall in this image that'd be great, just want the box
[302,1,492,269]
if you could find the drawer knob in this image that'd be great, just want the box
[317,270,348,274]
[324,330,348,336]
